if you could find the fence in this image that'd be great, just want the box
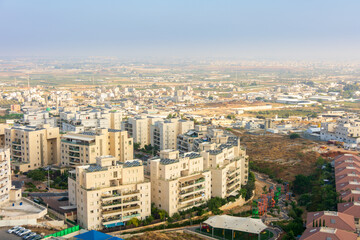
[43,225,80,238]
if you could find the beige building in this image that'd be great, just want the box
[61,129,133,167]
[0,124,9,148]
[0,149,12,205]
[121,115,163,148]
[5,124,60,172]
[149,150,211,216]
[151,119,194,150]
[68,156,151,230]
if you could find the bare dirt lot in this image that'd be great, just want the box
[233,131,321,181]
[127,231,205,240]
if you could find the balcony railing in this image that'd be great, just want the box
[122,213,140,219]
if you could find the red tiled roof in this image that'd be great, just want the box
[335,167,360,177]
[335,174,360,184]
[334,154,360,163]
[305,211,356,232]
[338,202,360,218]
[336,181,360,192]
[300,227,357,240]
[334,160,360,170]
[339,189,360,202]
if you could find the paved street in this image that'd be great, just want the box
[0,227,22,240]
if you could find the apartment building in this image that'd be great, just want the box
[0,124,9,148]
[68,156,151,230]
[22,111,58,127]
[0,149,12,205]
[177,125,208,152]
[149,150,211,216]
[5,124,60,172]
[61,129,133,167]
[61,109,123,133]
[150,119,194,150]
[121,115,163,148]
[188,128,248,190]
[321,117,360,144]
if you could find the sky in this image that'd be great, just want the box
[1,0,360,60]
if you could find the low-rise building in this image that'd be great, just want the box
[320,117,360,145]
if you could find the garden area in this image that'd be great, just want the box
[24,168,69,191]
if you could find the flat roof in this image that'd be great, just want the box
[203,215,268,234]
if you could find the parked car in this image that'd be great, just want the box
[7,226,20,233]
[30,235,42,240]
[23,232,37,239]
[14,227,25,235]
[18,229,31,236]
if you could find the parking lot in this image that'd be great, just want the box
[0,227,22,240]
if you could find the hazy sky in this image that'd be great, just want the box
[1,0,360,59]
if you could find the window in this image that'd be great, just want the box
[330,219,336,224]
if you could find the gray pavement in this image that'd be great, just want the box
[0,227,22,240]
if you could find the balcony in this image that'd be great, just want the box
[12,140,21,145]
[123,190,140,196]
[102,215,122,225]
[69,146,80,151]
[179,192,204,204]
[122,213,140,220]
[180,178,205,189]
[102,208,124,217]
[178,200,205,211]
[180,186,205,197]
[122,205,140,213]
[61,139,94,146]
[69,153,80,158]
[12,145,21,151]
[102,193,122,201]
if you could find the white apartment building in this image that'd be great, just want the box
[61,109,122,133]
[321,118,360,145]
[22,111,58,127]
[68,156,151,230]
[149,150,211,216]
[151,119,194,150]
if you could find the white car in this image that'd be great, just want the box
[7,226,20,233]
[14,227,25,235]
[19,229,31,236]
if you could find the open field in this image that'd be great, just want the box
[232,130,321,181]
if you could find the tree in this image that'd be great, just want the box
[127,217,140,227]
[289,133,300,139]
[172,212,181,221]
[134,142,141,151]
[323,219,325,227]
[158,209,168,221]
[28,169,46,181]
[293,174,311,194]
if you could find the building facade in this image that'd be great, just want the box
[149,150,211,216]
[61,129,133,167]
[68,156,151,230]
[5,124,60,172]
[321,118,360,145]
[151,119,194,150]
